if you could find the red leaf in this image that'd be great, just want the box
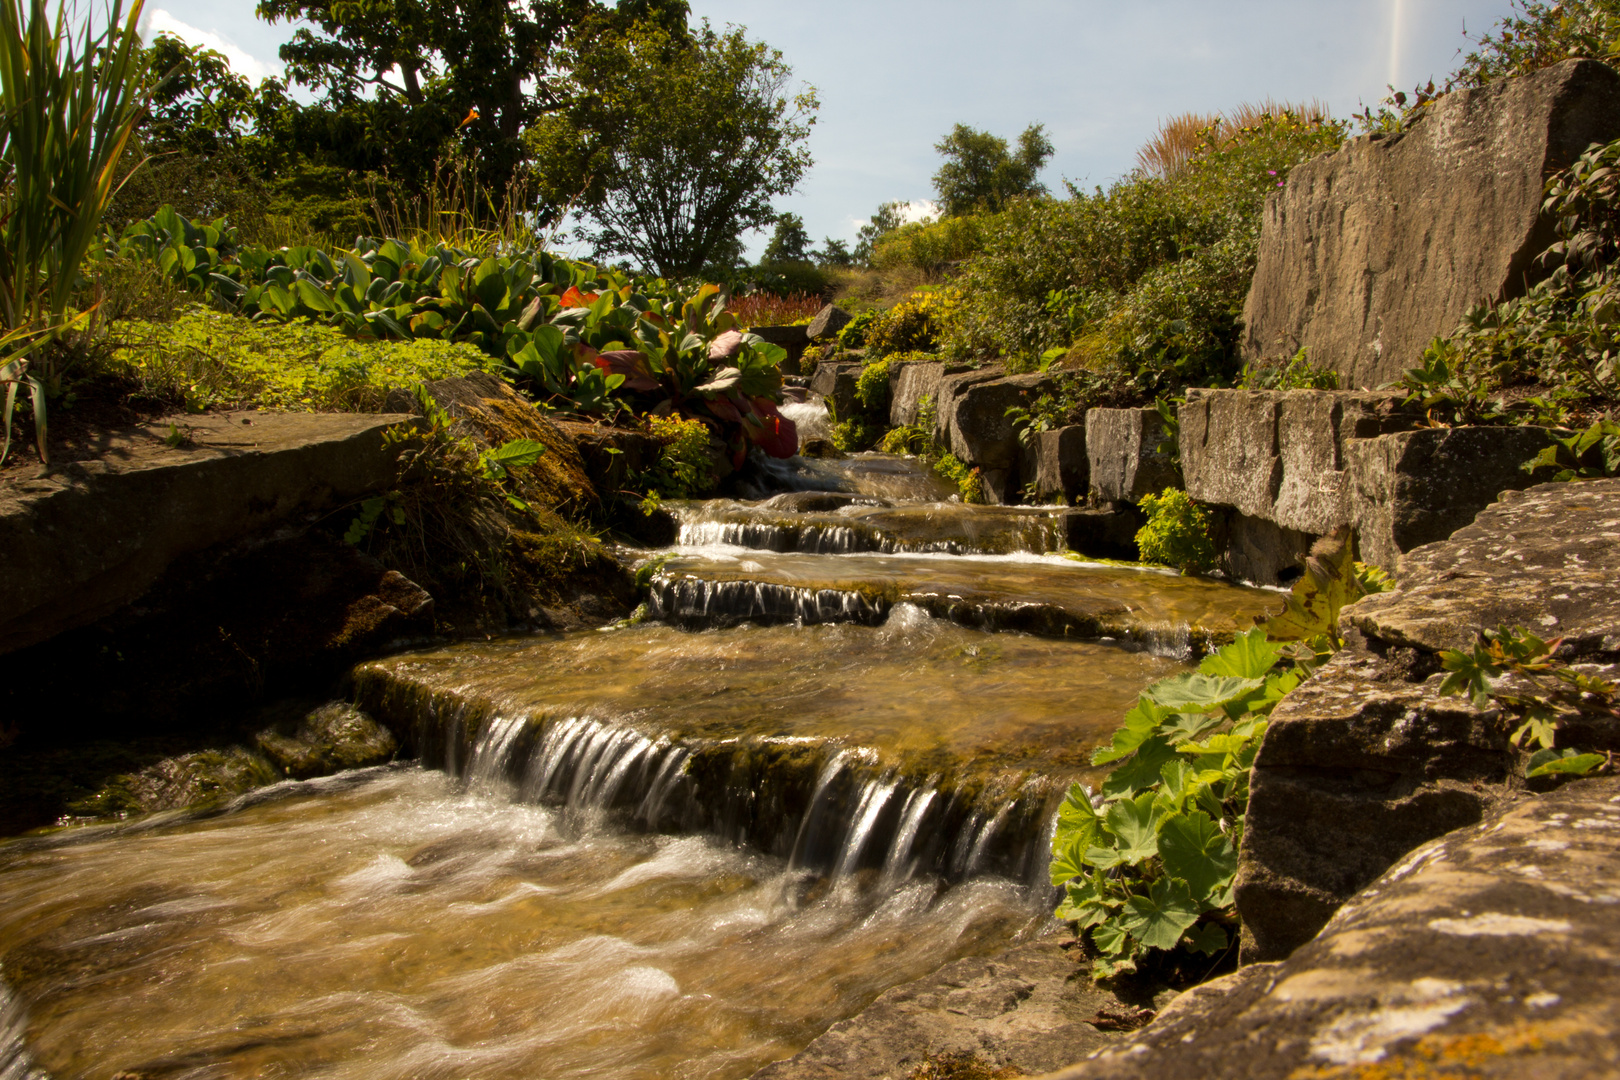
[750,397,799,459]
[706,396,742,423]
[708,329,743,361]
[560,286,600,309]
[596,349,660,392]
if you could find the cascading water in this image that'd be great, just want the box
[0,450,1283,1080]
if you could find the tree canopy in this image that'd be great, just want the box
[553,22,818,277]
[932,122,1053,217]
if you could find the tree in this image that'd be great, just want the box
[852,201,906,264]
[563,22,818,277]
[817,238,853,268]
[932,123,1053,217]
[762,212,814,263]
[252,0,690,198]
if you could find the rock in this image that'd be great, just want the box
[806,304,852,342]
[809,361,863,420]
[1059,507,1139,561]
[60,746,283,819]
[1085,409,1181,503]
[557,420,663,501]
[256,703,399,779]
[937,372,1055,503]
[1020,424,1089,505]
[1235,477,1620,962]
[1032,778,1620,1080]
[749,938,1125,1080]
[1179,389,1419,536]
[1178,388,1560,575]
[748,324,809,374]
[889,360,944,428]
[1241,59,1620,389]
[0,410,420,656]
[798,437,842,459]
[1345,425,1565,571]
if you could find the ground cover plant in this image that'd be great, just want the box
[1051,535,1385,979]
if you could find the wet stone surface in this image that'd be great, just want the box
[1035,778,1620,1080]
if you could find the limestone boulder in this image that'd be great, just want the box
[1034,778,1620,1080]
[937,372,1054,504]
[1242,59,1620,388]
[1235,477,1620,962]
[1021,424,1088,505]
[1085,408,1180,503]
[889,360,945,428]
[809,361,863,420]
[806,304,852,342]
[0,410,419,656]
[1345,425,1565,571]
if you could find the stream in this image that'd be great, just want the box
[0,452,1280,1080]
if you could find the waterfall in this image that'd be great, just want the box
[646,575,889,628]
[779,400,831,445]
[0,976,44,1080]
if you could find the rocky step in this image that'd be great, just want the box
[354,615,1197,884]
[672,497,1139,559]
[646,551,1280,650]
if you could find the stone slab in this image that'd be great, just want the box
[0,411,418,656]
[1034,778,1620,1080]
[1235,477,1620,961]
[1084,409,1180,504]
[749,937,1124,1080]
[1022,424,1088,505]
[809,361,864,420]
[1241,59,1620,388]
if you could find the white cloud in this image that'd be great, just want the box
[896,200,938,225]
[145,8,281,83]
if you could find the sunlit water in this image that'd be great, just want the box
[0,771,1043,1080]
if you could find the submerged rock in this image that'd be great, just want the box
[751,938,1127,1080]
[1034,778,1620,1080]
[255,703,399,779]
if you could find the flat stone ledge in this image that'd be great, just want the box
[749,937,1124,1080]
[1033,778,1620,1080]
[0,411,418,655]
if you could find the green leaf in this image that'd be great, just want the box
[1100,736,1178,800]
[1056,877,1116,928]
[1509,708,1560,752]
[1184,922,1229,956]
[1173,732,1254,758]
[1091,697,1170,765]
[1262,528,1362,646]
[1091,920,1133,957]
[1159,711,1227,744]
[1145,672,1265,713]
[1525,748,1607,778]
[1200,627,1282,679]
[1101,792,1163,866]
[484,438,547,469]
[1157,811,1238,906]
[1120,876,1201,951]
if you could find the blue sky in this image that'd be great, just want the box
[146,0,1524,255]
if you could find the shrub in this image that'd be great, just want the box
[830,415,884,453]
[941,111,1345,379]
[870,216,986,278]
[932,451,985,503]
[104,307,491,412]
[865,288,959,357]
[1135,488,1217,574]
[640,414,715,499]
[1237,348,1339,390]
[855,358,892,411]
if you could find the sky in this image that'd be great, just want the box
[144,0,1525,257]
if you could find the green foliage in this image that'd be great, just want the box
[1238,348,1339,390]
[852,201,907,266]
[830,415,885,453]
[103,208,799,461]
[1438,136,1620,406]
[1525,419,1620,480]
[1450,0,1620,90]
[558,21,819,277]
[865,289,957,358]
[1134,489,1216,575]
[104,307,491,412]
[1052,627,1293,977]
[942,111,1345,377]
[836,308,881,350]
[1437,625,1617,777]
[0,0,150,462]
[1262,528,1370,655]
[932,123,1054,218]
[855,358,892,412]
[639,414,715,499]
[870,216,986,278]
[932,451,985,503]
[1393,339,1511,425]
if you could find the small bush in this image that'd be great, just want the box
[870,216,986,278]
[641,414,716,498]
[104,307,491,412]
[831,415,885,453]
[865,288,958,357]
[1135,488,1216,574]
[933,451,985,503]
[1237,348,1339,390]
[855,358,892,411]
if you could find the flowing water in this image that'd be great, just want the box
[0,452,1284,1079]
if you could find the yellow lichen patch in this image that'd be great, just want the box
[1287,1018,1586,1080]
